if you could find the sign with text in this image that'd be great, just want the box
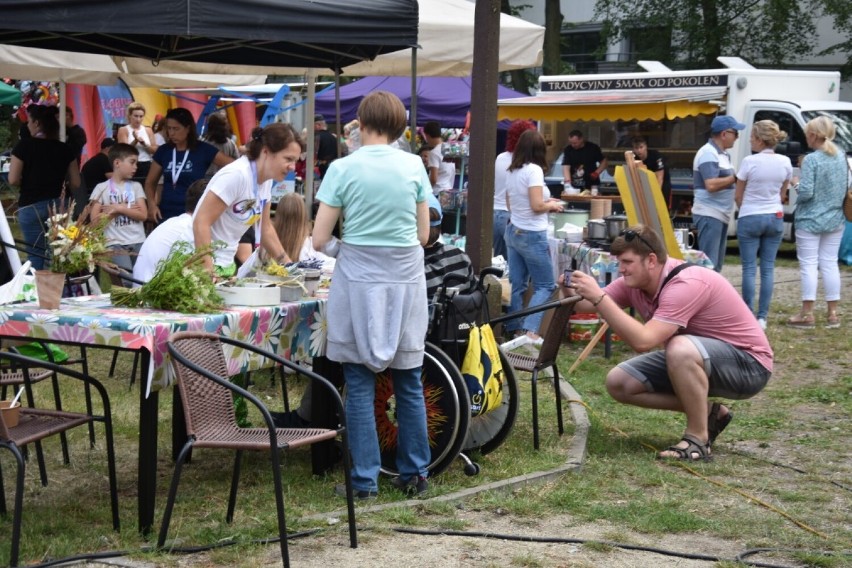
[541,74,728,93]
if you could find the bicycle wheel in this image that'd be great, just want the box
[378,342,470,477]
[462,348,519,455]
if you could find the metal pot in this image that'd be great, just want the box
[587,219,607,240]
[604,214,628,240]
[552,208,589,230]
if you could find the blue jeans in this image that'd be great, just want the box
[342,363,429,492]
[694,215,729,272]
[16,198,64,271]
[737,214,783,319]
[492,209,510,260]
[504,224,556,334]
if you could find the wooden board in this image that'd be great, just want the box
[614,151,682,260]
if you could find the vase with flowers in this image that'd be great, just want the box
[38,202,110,309]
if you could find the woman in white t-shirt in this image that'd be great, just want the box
[734,120,792,329]
[504,129,564,342]
[117,102,157,181]
[193,123,303,276]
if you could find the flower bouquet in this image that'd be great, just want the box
[45,204,111,275]
[110,241,224,313]
[36,202,111,308]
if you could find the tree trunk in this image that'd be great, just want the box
[543,0,564,75]
[699,0,721,67]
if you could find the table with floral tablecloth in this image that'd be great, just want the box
[0,294,326,533]
[0,294,326,396]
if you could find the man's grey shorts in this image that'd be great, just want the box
[617,335,771,399]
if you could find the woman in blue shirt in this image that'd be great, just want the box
[787,116,848,329]
[144,108,234,223]
[313,91,431,499]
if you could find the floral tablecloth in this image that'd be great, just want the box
[0,295,326,396]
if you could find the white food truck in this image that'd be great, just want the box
[498,57,852,241]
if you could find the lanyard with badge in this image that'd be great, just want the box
[235,160,267,278]
[170,147,190,188]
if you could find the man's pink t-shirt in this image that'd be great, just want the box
[605,259,773,372]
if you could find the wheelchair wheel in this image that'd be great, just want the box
[377,342,470,478]
[462,348,519,456]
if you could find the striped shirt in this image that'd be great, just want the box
[424,242,476,302]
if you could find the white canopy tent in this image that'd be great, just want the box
[343,0,544,76]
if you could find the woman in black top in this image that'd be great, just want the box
[9,105,80,270]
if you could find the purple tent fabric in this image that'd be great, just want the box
[315,76,528,127]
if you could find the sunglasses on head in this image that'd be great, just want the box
[619,229,655,253]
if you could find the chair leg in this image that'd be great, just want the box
[0,456,6,516]
[108,350,119,378]
[340,431,358,549]
[129,352,140,389]
[531,369,540,451]
[553,364,564,436]
[5,444,26,567]
[269,446,290,567]
[48,371,72,465]
[103,416,121,531]
[226,450,243,524]
[157,440,194,549]
[279,366,290,413]
[80,347,97,448]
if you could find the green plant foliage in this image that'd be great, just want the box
[111,241,223,313]
[591,0,844,72]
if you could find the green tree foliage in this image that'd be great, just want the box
[593,0,831,71]
[817,0,852,77]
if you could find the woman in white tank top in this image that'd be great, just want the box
[117,102,158,180]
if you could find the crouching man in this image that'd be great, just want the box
[568,225,772,460]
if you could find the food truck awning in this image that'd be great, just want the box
[497,87,727,122]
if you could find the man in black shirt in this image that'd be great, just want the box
[65,106,88,163]
[81,138,115,197]
[631,136,672,208]
[314,114,339,178]
[561,130,607,191]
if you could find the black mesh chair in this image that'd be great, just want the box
[0,352,119,567]
[163,331,357,568]
[503,296,581,450]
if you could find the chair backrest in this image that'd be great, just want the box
[167,331,240,438]
[536,297,581,368]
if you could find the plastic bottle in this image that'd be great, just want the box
[590,253,608,286]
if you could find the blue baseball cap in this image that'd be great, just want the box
[710,115,746,133]
[427,193,443,226]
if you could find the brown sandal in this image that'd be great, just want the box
[707,402,733,446]
[657,434,712,462]
[786,313,815,329]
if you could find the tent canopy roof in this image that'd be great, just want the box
[316,75,528,127]
[343,0,543,76]
[0,0,418,70]
[497,87,726,122]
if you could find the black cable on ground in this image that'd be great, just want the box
[392,527,828,568]
[23,529,320,567]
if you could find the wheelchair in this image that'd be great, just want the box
[376,267,565,478]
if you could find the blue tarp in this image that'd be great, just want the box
[315,76,528,127]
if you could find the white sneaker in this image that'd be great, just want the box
[757,318,767,330]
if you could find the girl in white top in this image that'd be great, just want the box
[504,129,564,341]
[734,119,792,327]
[266,193,333,270]
[193,123,302,275]
[117,102,157,179]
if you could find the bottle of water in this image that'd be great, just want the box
[591,254,608,286]
[606,257,619,284]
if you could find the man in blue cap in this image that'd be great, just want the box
[692,115,746,271]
